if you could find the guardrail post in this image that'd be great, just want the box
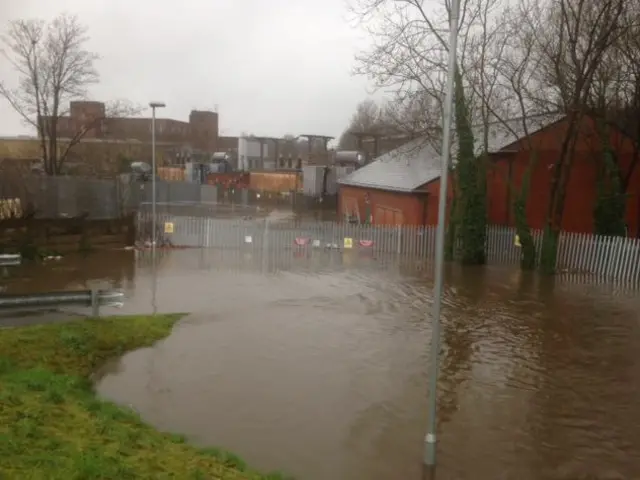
[90,288,99,317]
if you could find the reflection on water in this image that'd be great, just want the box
[0,250,136,295]
[149,203,339,223]
[4,248,640,479]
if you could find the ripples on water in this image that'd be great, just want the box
[4,249,640,479]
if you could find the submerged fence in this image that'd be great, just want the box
[136,212,640,284]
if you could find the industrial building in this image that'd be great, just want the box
[338,114,640,235]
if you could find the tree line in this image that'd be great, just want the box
[341,0,640,273]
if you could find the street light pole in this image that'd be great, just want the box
[424,0,460,472]
[149,102,166,249]
[149,102,165,316]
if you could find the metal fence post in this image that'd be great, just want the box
[90,288,99,318]
[205,216,211,248]
[332,221,336,248]
[397,225,402,254]
[262,218,269,273]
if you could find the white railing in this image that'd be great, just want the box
[0,254,21,267]
[136,212,640,284]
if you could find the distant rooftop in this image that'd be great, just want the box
[338,113,565,193]
[0,135,180,145]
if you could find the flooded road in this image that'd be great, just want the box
[4,248,640,479]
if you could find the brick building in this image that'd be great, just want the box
[338,114,640,236]
[45,101,220,154]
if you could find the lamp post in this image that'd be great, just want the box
[149,102,165,316]
[149,102,166,249]
[424,0,460,473]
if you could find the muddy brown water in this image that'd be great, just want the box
[147,202,339,222]
[3,248,640,479]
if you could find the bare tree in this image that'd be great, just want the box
[350,0,480,118]
[500,3,547,270]
[614,3,640,193]
[349,0,494,264]
[586,41,630,236]
[0,13,137,176]
[467,0,550,269]
[381,92,444,142]
[530,0,627,272]
[614,12,640,199]
[338,99,384,149]
[465,0,513,138]
[585,0,640,237]
[350,0,483,138]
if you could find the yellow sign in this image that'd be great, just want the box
[514,234,521,247]
[164,222,174,234]
[343,237,353,249]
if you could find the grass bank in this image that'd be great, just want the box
[0,314,291,479]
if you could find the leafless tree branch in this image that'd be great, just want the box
[0,13,140,176]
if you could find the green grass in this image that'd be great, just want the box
[0,314,293,480]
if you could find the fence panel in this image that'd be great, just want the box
[82,178,120,219]
[169,181,201,204]
[486,226,514,264]
[200,184,218,204]
[134,213,640,285]
[0,175,123,219]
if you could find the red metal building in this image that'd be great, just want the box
[337,114,640,236]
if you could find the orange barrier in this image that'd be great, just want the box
[206,172,249,187]
[157,167,185,182]
[249,171,301,193]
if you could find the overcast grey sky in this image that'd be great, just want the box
[0,0,376,139]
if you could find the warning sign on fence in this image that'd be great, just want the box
[164,222,174,234]
[244,235,253,244]
[343,237,353,249]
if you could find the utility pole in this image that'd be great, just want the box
[149,101,166,250]
[423,0,459,473]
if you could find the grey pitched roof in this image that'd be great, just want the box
[338,113,564,192]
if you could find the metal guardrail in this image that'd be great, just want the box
[0,289,124,318]
[0,254,21,267]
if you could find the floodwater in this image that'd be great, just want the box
[3,247,640,479]
[147,202,339,222]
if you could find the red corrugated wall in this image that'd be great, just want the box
[338,185,427,226]
[338,116,640,234]
[423,175,455,226]
[485,116,639,235]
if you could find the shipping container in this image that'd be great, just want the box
[157,167,185,182]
